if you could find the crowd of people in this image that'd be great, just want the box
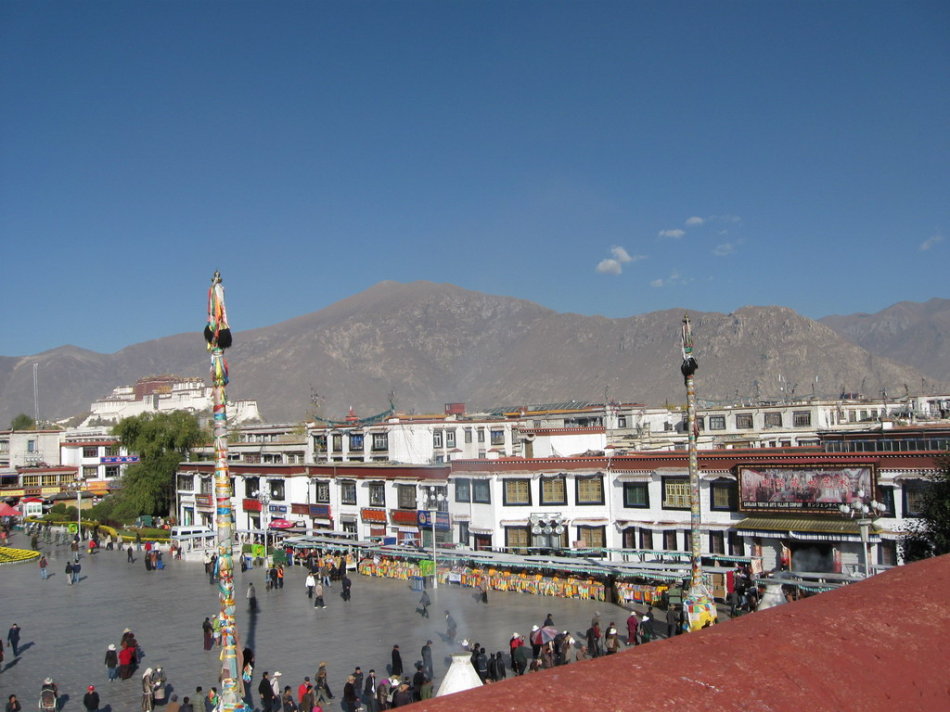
[5,525,700,712]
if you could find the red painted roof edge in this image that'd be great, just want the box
[414,554,950,712]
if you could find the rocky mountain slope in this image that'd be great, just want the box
[820,298,950,385]
[1,282,946,425]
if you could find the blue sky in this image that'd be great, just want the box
[2,0,948,356]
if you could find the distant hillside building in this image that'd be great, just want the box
[82,375,261,426]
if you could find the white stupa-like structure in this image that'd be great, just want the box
[436,654,484,697]
[756,581,788,611]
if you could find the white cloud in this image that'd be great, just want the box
[610,245,633,262]
[650,270,686,287]
[596,245,645,275]
[684,214,741,228]
[658,228,686,239]
[920,234,943,251]
[712,242,736,256]
[596,258,622,275]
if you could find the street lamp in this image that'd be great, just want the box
[254,489,271,577]
[67,477,83,540]
[424,487,446,590]
[839,489,886,578]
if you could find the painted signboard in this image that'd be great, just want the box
[738,465,875,514]
[416,510,451,531]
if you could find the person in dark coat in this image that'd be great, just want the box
[363,670,378,712]
[202,618,214,650]
[444,611,456,642]
[390,645,403,677]
[421,640,433,680]
[341,675,359,712]
[418,591,430,618]
[258,672,275,712]
[6,624,21,657]
[411,664,426,701]
[666,605,679,637]
[341,574,352,601]
[512,643,529,675]
[494,651,507,680]
[104,644,119,681]
[82,685,100,712]
[474,647,489,682]
[486,653,497,682]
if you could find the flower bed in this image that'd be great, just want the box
[0,546,40,565]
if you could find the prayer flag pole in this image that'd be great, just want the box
[204,271,247,711]
[680,314,718,631]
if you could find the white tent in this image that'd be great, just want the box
[436,654,484,697]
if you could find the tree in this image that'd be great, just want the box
[10,413,35,430]
[900,457,950,562]
[112,411,206,518]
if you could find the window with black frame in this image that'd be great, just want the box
[662,477,690,509]
[575,474,604,505]
[369,482,386,507]
[371,432,388,451]
[505,526,531,551]
[539,475,567,506]
[622,481,649,508]
[709,479,737,511]
[268,479,285,500]
[903,480,930,517]
[397,484,416,509]
[472,479,491,504]
[454,478,471,503]
[576,525,605,548]
[340,480,357,505]
[503,479,532,506]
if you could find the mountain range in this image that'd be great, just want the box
[2,283,948,426]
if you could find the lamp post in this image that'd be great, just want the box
[258,490,271,576]
[68,477,83,540]
[425,487,446,590]
[839,489,886,578]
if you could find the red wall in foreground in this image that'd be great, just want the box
[417,555,950,711]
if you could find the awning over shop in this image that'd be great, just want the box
[735,517,881,542]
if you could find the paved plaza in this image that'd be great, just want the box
[1,533,639,710]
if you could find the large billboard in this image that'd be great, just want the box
[738,465,875,514]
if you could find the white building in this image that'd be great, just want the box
[83,374,261,426]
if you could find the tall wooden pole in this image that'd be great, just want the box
[680,315,717,631]
[204,271,245,711]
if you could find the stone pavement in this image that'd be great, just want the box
[0,532,639,711]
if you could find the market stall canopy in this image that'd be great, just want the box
[0,502,21,516]
[268,518,298,529]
